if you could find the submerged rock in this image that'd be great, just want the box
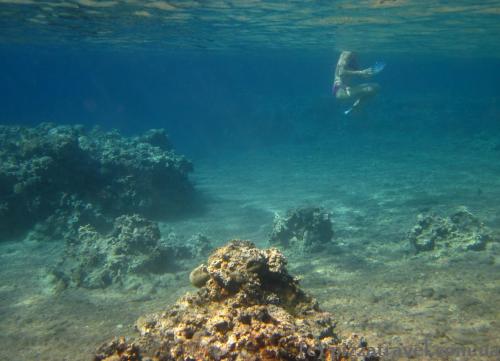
[269,207,334,253]
[189,263,210,288]
[25,194,107,243]
[51,214,212,289]
[0,123,194,241]
[94,241,377,361]
[407,207,495,254]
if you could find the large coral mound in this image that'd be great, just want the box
[94,241,377,361]
[407,207,495,253]
[0,123,194,240]
[269,207,334,253]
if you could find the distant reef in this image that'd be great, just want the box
[406,207,496,254]
[49,214,213,290]
[94,240,379,361]
[0,123,195,241]
[269,206,334,253]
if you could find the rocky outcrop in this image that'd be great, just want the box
[0,123,194,241]
[94,241,378,361]
[407,207,495,254]
[269,207,334,253]
[50,214,212,289]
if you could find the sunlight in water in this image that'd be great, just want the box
[0,0,499,55]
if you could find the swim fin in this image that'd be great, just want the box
[344,98,360,115]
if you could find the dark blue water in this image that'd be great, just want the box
[2,45,499,158]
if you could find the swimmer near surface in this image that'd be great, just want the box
[332,51,385,115]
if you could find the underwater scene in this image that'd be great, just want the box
[1,1,500,360]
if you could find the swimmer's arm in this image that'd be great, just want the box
[341,68,375,77]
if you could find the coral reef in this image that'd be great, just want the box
[94,241,378,361]
[161,232,213,260]
[50,215,212,289]
[269,207,334,253]
[0,123,194,241]
[24,194,107,243]
[407,207,495,253]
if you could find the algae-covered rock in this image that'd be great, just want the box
[0,123,194,241]
[51,215,212,289]
[407,207,495,254]
[25,194,107,243]
[269,206,334,253]
[189,263,210,288]
[94,241,378,361]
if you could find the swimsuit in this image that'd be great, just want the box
[332,81,341,96]
[332,81,349,97]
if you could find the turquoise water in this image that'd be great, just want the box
[0,1,500,360]
[1,0,500,54]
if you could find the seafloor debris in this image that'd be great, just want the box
[269,207,334,252]
[407,207,495,253]
[50,214,212,289]
[0,123,194,241]
[94,240,378,361]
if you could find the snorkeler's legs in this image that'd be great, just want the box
[343,83,379,114]
[335,82,379,114]
[334,87,350,100]
[347,83,380,98]
[334,83,379,100]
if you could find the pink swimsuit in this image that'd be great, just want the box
[332,81,343,96]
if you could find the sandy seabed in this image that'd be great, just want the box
[1,133,499,360]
